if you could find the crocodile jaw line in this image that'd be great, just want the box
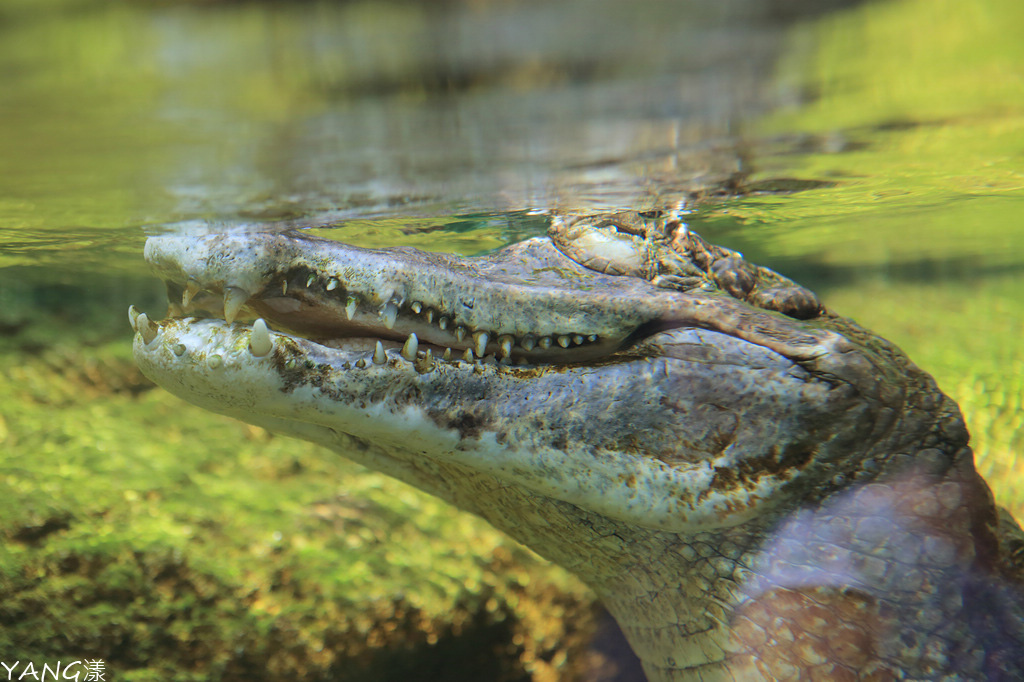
[144,231,663,365]
[132,314,858,534]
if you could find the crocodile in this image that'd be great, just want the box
[131,212,1024,681]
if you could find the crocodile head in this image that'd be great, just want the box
[132,214,1024,680]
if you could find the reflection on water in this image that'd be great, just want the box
[0,0,864,252]
[1,0,1023,679]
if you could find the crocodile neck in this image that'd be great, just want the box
[436,393,1016,681]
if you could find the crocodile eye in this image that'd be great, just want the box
[710,257,757,298]
[749,286,823,320]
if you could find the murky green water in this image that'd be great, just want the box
[1,0,1022,679]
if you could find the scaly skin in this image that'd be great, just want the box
[132,216,1024,681]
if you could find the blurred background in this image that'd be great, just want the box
[0,0,1022,680]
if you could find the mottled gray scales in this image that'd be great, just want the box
[133,213,1024,681]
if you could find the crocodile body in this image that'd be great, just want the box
[131,214,1024,680]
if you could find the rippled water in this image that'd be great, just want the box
[2,0,1022,678]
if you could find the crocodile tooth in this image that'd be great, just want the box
[498,334,514,359]
[520,334,536,351]
[438,316,449,330]
[281,280,288,296]
[128,305,140,330]
[326,278,340,291]
[473,331,489,357]
[587,334,598,343]
[411,301,423,314]
[373,341,387,365]
[401,333,419,361]
[306,274,317,288]
[442,348,452,361]
[557,335,571,348]
[455,326,467,342]
[538,336,553,349]
[249,318,273,357]
[462,348,475,362]
[345,296,358,320]
[223,286,249,324]
[425,309,434,324]
[572,334,584,345]
[381,302,398,330]
[415,349,434,374]
[183,279,201,306]
[172,343,186,357]
[137,312,157,344]
[207,354,223,369]
[356,358,367,368]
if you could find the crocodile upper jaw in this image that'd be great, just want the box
[144,228,849,372]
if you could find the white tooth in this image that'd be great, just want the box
[411,301,423,314]
[442,348,452,361]
[557,335,571,348]
[373,341,387,365]
[401,333,419,361]
[326,278,339,291]
[137,312,157,344]
[183,279,201,306]
[249,318,273,357]
[356,358,367,368]
[415,349,434,373]
[223,286,249,324]
[521,334,536,351]
[473,331,489,357]
[207,353,223,369]
[587,334,598,343]
[425,309,434,324]
[572,334,584,345]
[462,348,475,362]
[345,297,357,320]
[455,326,467,342]
[281,280,288,296]
[538,336,553,349]
[439,316,449,330]
[172,343,186,357]
[128,305,140,330]
[498,334,514,358]
[306,274,317,288]
[381,302,398,330]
